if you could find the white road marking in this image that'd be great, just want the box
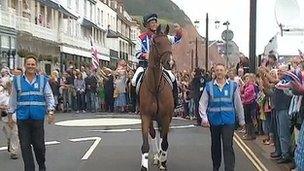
[170,125,195,129]
[69,137,101,160]
[0,141,61,151]
[90,128,136,133]
[0,147,7,151]
[45,141,61,145]
[55,118,141,127]
[89,125,196,133]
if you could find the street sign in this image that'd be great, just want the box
[221,30,234,41]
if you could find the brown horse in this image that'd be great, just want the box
[140,25,174,171]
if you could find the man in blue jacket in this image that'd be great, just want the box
[199,63,245,171]
[8,55,55,171]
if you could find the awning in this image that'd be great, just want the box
[107,29,119,38]
[60,45,110,61]
[82,18,98,29]
[81,18,106,32]
[37,0,78,19]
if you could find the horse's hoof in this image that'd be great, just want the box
[141,166,148,171]
[159,165,167,170]
[159,161,167,170]
[153,154,159,165]
[153,159,159,165]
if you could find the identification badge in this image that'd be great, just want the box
[34,83,39,89]
[224,90,228,96]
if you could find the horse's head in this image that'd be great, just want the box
[150,24,173,70]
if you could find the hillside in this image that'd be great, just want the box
[124,0,192,26]
[124,0,208,71]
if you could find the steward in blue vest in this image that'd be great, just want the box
[13,74,49,120]
[205,80,238,126]
[199,64,245,171]
[199,80,245,126]
[7,55,55,171]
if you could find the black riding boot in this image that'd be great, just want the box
[172,80,178,108]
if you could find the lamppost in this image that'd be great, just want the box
[194,20,199,68]
[223,21,230,67]
[249,0,257,73]
[205,13,209,70]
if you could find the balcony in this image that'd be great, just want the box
[58,32,108,55]
[58,32,91,50]
[0,10,17,29]
[17,17,58,42]
[1,10,58,42]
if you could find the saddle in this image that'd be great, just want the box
[135,69,173,95]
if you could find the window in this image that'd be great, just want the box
[11,0,17,9]
[46,7,52,28]
[84,0,87,17]
[67,0,71,8]
[100,10,103,26]
[101,32,105,45]
[76,0,79,12]
[89,3,93,20]
[97,8,100,25]
[107,13,109,28]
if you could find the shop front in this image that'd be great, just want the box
[17,32,60,75]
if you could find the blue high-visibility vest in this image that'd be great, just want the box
[14,75,48,120]
[206,80,237,126]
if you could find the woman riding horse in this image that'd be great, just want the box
[131,13,182,108]
[139,24,177,171]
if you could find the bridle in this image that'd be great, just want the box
[144,34,172,98]
[149,34,172,69]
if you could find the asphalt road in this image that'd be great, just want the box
[0,112,258,171]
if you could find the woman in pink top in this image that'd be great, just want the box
[241,73,258,140]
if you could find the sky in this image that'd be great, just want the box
[171,0,304,56]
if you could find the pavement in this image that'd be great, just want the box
[0,112,283,171]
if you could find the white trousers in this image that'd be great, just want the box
[0,120,19,155]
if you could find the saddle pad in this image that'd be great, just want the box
[136,70,173,95]
[136,72,145,94]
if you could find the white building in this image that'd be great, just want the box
[130,21,141,67]
[0,0,140,73]
[106,0,137,68]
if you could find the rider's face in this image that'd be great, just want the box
[147,20,159,31]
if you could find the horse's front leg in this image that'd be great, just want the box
[149,121,161,166]
[159,117,170,170]
[141,115,151,171]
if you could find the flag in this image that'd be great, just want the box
[90,37,99,69]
